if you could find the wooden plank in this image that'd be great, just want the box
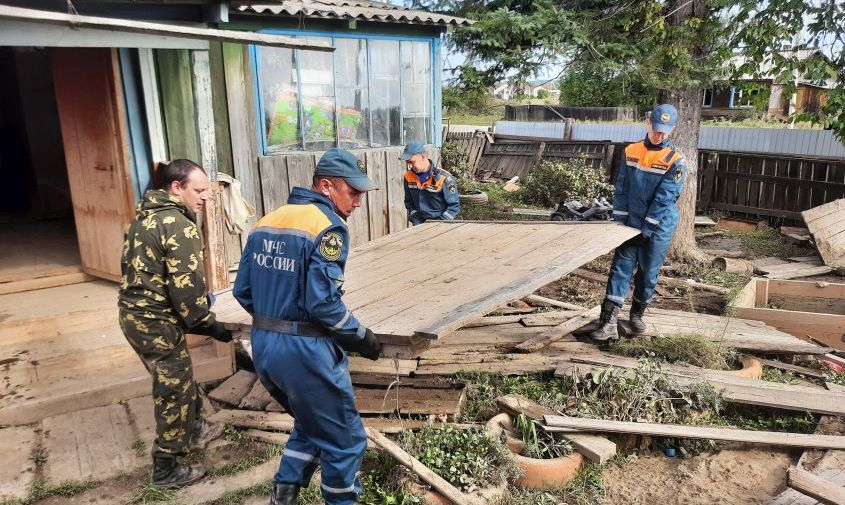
[520,311,583,327]
[558,354,845,416]
[137,48,167,162]
[222,43,261,228]
[767,279,845,299]
[386,148,409,234]
[524,294,585,311]
[514,306,601,353]
[157,49,200,161]
[496,395,616,464]
[0,272,94,295]
[803,199,845,268]
[760,359,827,380]
[733,306,845,351]
[542,416,845,450]
[461,315,525,328]
[208,370,257,406]
[366,150,389,240]
[0,5,333,51]
[788,466,845,505]
[570,268,607,284]
[366,428,477,505]
[257,155,290,212]
[239,379,274,411]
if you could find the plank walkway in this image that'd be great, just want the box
[0,281,234,426]
[214,221,639,347]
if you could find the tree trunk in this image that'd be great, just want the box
[662,0,709,263]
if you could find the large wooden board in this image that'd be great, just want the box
[215,222,638,348]
[803,199,845,268]
[557,354,845,416]
[618,307,827,355]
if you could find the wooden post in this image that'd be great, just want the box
[602,144,616,178]
[564,118,573,141]
[137,48,167,163]
[531,141,547,170]
[698,151,719,212]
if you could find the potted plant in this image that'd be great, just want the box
[486,412,583,489]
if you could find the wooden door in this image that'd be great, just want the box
[51,48,135,282]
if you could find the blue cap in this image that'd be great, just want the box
[400,141,427,161]
[315,148,377,192]
[650,104,678,133]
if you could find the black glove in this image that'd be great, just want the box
[191,321,233,343]
[356,328,383,361]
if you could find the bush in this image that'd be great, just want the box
[440,142,476,193]
[608,333,737,370]
[400,425,519,493]
[521,158,613,208]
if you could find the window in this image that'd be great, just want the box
[401,41,432,144]
[255,34,435,153]
[370,40,401,147]
[335,38,370,149]
[702,88,713,107]
[731,86,758,108]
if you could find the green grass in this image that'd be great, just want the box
[23,477,101,504]
[29,446,48,466]
[210,444,283,478]
[131,482,179,504]
[207,480,274,505]
[726,228,816,259]
[444,113,502,126]
[760,366,802,385]
[507,463,606,505]
[608,333,737,370]
[713,405,818,434]
[132,439,148,458]
[454,372,571,422]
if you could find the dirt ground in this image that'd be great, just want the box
[601,446,795,505]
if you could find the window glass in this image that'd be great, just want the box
[401,41,431,144]
[335,38,370,149]
[370,40,401,147]
[299,37,336,149]
[259,46,300,152]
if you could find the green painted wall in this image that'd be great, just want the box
[155,49,200,162]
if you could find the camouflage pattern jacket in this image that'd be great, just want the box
[118,189,214,330]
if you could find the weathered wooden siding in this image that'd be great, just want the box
[155,49,201,161]
[256,146,422,246]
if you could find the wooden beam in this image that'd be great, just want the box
[137,48,167,162]
[543,416,845,450]
[759,359,826,380]
[514,306,600,353]
[496,395,616,464]
[787,466,845,505]
[524,294,585,311]
[0,272,94,295]
[366,428,477,505]
[0,5,333,51]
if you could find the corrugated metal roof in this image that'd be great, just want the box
[235,1,473,26]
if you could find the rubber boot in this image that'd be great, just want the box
[190,418,225,450]
[629,300,648,333]
[589,299,620,343]
[269,483,300,505]
[152,457,205,489]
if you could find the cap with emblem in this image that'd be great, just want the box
[315,148,377,192]
[399,141,427,161]
[649,104,678,133]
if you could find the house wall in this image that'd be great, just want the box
[217,20,447,248]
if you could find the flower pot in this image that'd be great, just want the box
[459,190,488,205]
[485,413,584,489]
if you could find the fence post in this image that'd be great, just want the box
[602,144,616,177]
[698,152,719,212]
[564,118,573,141]
[531,141,547,171]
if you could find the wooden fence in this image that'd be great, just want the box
[443,131,486,174]
[505,105,637,122]
[445,131,845,224]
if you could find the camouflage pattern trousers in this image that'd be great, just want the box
[119,309,199,460]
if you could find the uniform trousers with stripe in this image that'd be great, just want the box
[605,232,673,308]
[251,329,367,504]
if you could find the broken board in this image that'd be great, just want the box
[214,222,638,357]
[803,199,845,268]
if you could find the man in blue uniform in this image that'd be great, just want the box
[590,104,687,343]
[233,149,382,505]
[401,141,461,224]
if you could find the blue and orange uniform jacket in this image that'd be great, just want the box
[612,137,687,239]
[403,163,461,225]
[233,187,365,345]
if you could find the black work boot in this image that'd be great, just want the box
[270,483,300,505]
[152,456,205,489]
[629,300,648,333]
[589,299,620,343]
[190,418,225,450]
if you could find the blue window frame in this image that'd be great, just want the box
[250,29,441,154]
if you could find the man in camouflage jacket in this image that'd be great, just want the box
[118,160,231,488]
